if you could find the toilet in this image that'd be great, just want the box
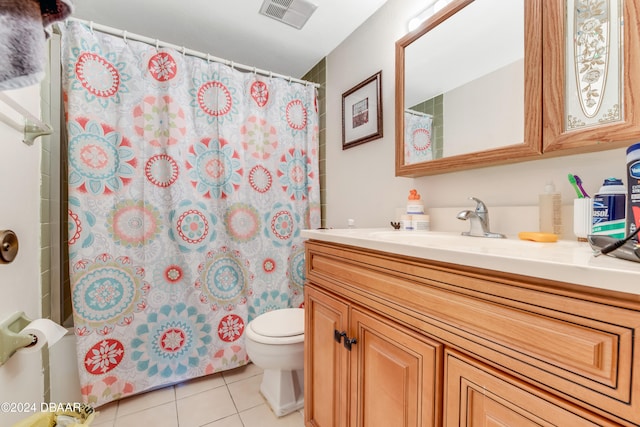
[245,307,305,417]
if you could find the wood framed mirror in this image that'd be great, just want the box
[395,0,543,177]
[543,0,640,155]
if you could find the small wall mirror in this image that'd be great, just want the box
[395,0,542,176]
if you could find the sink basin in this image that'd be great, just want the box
[367,230,510,246]
[367,230,463,246]
[307,229,568,253]
[303,228,586,268]
[362,230,576,260]
[368,230,461,241]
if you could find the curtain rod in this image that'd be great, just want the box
[59,18,321,88]
[405,109,433,118]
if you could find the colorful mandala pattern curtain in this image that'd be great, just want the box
[404,110,433,164]
[60,21,320,407]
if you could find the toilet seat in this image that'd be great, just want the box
[246,308,304,345]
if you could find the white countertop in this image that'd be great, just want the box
[301,228,640,296]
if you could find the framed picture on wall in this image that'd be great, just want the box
[342,71,383,149]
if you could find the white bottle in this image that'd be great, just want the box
[539,181,562,235]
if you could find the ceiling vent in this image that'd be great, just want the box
[259,0,318,30]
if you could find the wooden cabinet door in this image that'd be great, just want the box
[305,285,350,427]
[444,349,620,427]
[349,308,442,427]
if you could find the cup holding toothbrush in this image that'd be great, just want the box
[573,198,593,241]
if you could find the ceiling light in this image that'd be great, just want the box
[407,0,452,32]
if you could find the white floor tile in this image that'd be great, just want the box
[92,400,117,423]
[175,372,226,400]
[227,374,265,412]
[116,386,176,418]
[202,413,244,427]
[115,401,178,427]
[100,363,306,426]
[239,403,305,427]
[88,418,114,427]
[222,362,262,384]
[176,385,237,427]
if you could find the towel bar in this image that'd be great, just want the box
[0,92,53,145]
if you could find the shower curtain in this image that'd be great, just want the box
[404,110,433,164]
[60,21,320,407]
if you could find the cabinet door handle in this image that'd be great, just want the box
[343,337,357,351]
[334,330,347,344]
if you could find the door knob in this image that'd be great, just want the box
[0,230,18,264]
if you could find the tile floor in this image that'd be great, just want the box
[90,363,304,427]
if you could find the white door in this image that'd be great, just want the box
[0,86,46,425]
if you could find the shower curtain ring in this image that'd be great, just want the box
[206,54,211,63]
[230,61,235,70]
[155,39,160,51]
[122,30,128,43]
[181,46,186,56]
[89,21,94,33]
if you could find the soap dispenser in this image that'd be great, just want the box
[539,181,562,235]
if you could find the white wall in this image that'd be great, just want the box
[0,87,44,425]
[444,59,524,156]
[325,0,628,235]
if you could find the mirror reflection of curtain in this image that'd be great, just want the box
[404,109,433,164]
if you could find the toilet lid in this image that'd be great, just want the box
[249,308,304,338]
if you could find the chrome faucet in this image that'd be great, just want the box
[457,197,506,238]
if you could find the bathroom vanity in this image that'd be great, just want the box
[302,229,640,426]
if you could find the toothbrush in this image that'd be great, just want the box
[568,174,584,198]
[574,174,590,198]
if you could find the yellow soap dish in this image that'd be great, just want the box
[518,232,559,242]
